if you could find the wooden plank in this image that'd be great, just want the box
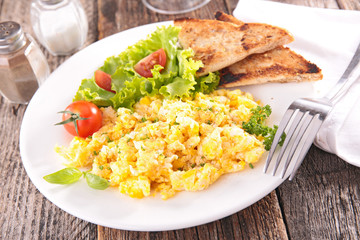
[1,0,358,239]
[0,0,98,239]
[97,0,234,36]
[278,147,360,239]
[98,191,288,240]
[0,100,98,240]
[336,0,360,9]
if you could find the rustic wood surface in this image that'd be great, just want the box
[0,0,359,239]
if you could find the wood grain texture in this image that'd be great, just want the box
[278,147,360,240]
[0,0,359,239]
[98,191,288,240]
[0,101,98,239]
[337,0,360,10]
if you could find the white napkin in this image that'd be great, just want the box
[232,0,360,167]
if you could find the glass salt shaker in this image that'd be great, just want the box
[30,0,88,56]
[0,21,50,104]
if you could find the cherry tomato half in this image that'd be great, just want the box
[134,48,167,78]
[95,70,115,93]
[58,101,103,138]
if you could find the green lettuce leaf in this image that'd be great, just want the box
[73,78,114,107]
[74,25,219,109]
[195,72,220,94]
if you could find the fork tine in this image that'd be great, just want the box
[272,110,305,175]
[263,109,295,173]
[280,111,313,178]
[289,115,323,180]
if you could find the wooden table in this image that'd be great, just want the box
[1,0,359,239]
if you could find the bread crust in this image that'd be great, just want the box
[174,18,294,76]
[219,46,322,87]
[213,12,322,87]
[214,11,244,26]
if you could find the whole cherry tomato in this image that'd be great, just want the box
[56,101,102,138]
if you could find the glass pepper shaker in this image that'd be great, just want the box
[0,21,50,104]
[30,0,88,56]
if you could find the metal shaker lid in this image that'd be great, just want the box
[0,21,27,54]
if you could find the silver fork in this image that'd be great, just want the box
[264,42,360,180]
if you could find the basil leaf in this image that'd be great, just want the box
[43,167,82,185]
[84,172,110,190]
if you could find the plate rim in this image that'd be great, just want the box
[19,20,308,231]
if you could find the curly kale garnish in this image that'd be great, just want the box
[242,105,286,151]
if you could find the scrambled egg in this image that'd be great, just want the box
[55,89,265,199]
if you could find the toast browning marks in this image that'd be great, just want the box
[174,18,294,76]
[220,46,323,87]
[214,11,244,26]
[215,11,323,87]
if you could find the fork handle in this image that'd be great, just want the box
[325,41,360,102]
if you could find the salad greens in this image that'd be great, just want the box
[74,25,219,109]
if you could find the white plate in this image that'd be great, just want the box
[20,21,318,231]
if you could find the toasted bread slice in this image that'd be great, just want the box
[214,12,323,87]
[219,46,323,87]
[174,18,294,76]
